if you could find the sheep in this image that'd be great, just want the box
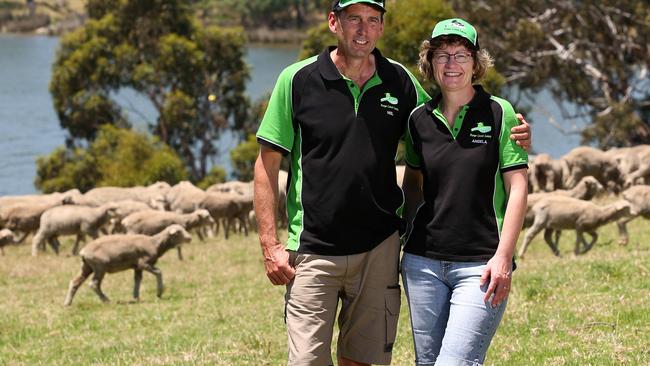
[0,200,70,244]
[0,189,81,208]
[616,185,650,246]
[198,192,240,239]
[72,184,168,209]
[528,154,567,192]
[204,180,257,236]
[63,224,192,306]
[622,145,650,187]
[525,176,605,228]
[31,203,117,256]
[121,209,214,259]
[207,180,253,196]
[559,146,623,192]
[0,229,17,255]
[165,181,207,213]
[105,199,166,234]
[518,196,631,259]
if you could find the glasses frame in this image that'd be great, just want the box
[431,51,473,64]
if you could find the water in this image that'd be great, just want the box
[0,35,299,195]
[0,34,583,196]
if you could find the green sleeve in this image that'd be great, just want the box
[492,96,528,170]
[256,58,315,152]
[404,117,422,168]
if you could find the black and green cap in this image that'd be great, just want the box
[431,18,479,49]
[332,0,386,13]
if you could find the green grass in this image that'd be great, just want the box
[0,218,649,365]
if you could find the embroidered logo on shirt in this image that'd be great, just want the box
[470,122,492,144]
[380,93,399,105]
[380,93,399,116]
[470,122,491,134]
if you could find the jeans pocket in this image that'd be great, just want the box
[384,286,401,352]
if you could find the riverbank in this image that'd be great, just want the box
[0,0,311,43]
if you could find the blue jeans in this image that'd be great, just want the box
[401,253,508,366]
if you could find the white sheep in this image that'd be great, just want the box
[528,154,567,192]
[198,192,246,239]
[560,146,623,192]
[0,229,17,255]
[206,181,254,235]
[519,196,631,258]
[165,181,207,213]
[0,200,70,244]
[0,189,81,208]
[525,176,605,228]
[121,209,213,259]
[72,185,167,209]
[105,199,166,234]
[63,224,192,306]
[31,203,117,256]
[207,180,253,196]
[616,185,650,246]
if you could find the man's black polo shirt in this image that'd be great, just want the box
[257,47,429,255]
[403,86,528,261]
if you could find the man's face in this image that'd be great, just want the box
[328,4,384,60]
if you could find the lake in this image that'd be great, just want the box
[0,34,582,196]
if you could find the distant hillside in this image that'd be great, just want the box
[0,0,85,35]
[0,0,323,43]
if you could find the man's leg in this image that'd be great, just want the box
[336,232,401,365]
[286,253,344,366]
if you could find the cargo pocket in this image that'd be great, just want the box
[384,285,401,353]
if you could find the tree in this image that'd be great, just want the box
[35,125,188,193]
[49,0,250,181]
[230,134,259,182]
[196,166,227,190]
[452,0,650,147]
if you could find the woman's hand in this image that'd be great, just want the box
[480,254,513,307]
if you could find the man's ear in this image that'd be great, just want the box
[328,12,338,33]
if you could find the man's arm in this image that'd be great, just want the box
[510,113,531,151]
[253,146,295,285]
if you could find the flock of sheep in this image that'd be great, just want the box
[1,144,649,305]
[519,145,650,258]
[0,174,288,305]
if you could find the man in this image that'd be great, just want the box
[254,1,531,365]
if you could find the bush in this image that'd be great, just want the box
[196,166,227,189]
[35,125,188,193]
[230,134,259,182]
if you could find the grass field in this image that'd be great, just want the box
[0,218,648,365]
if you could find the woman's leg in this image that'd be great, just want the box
[435,262,508,366]
[401,253,451,366]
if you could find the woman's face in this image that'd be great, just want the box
[431,43,475,93]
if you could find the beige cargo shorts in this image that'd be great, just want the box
[284,232,401,365]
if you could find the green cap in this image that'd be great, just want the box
[431,18,479,48]
[332,0,386,13]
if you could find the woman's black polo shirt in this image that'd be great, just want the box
[257,47,429,255]
[403,86,528,261]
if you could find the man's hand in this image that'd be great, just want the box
[510,113,531,151]
[262,241,295,285]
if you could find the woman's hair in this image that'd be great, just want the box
[417,35,493,82]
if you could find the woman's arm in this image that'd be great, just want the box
[401,166,424,237]
[480,168,528,306]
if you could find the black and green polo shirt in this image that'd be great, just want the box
[403,85,528,261]
[257,47,429,255]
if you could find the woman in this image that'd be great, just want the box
[401,18,528,365]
